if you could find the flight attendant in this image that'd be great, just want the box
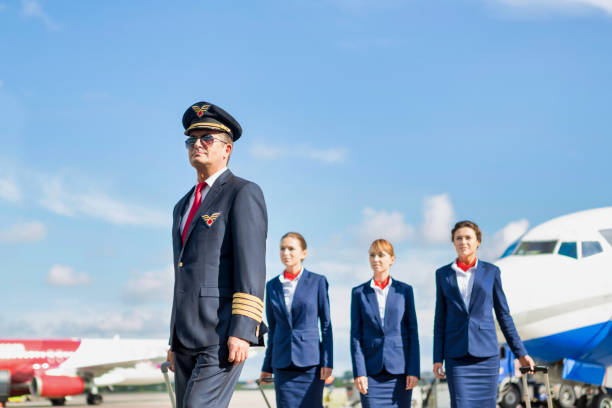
[350,239,420,408]
[433,220,535,408]
[260,232,333,408]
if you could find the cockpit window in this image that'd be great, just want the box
[582,241,603,258]
[599,229,612,247]
[515,241,557,255]
[500,240,519,258]
[558,242,577,259]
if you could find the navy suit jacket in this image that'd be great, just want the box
[433,260,527,363]
[169,169,268,350]
[262,269,333,371]
[350,279,420,378]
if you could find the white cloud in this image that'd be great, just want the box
[0,178,21,202]
[39,177,168,227]
[249,143,348,164]
[480,219,529,261]
[357,207,415,244]
[0,221,46,243]
[421,194,455,244]
[21,0,59,30]
[47,264,91,286]
[122,266,173,303]
[496,0,612,14]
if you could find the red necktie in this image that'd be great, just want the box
[182,182,206,244]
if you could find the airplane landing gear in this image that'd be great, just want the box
[590,392,612,408]
[87,393,103,405]
[554,383,576,408]
[499,383,521,408]
[50,397,67,406]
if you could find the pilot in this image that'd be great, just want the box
[166,101,268,408]
[433,220,535,408]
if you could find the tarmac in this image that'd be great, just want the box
[5,390,279,408]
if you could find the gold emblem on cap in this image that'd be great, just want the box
[192,104,211,118]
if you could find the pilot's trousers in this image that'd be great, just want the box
[174,343,243,408]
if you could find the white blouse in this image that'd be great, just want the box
[451,259,478,308]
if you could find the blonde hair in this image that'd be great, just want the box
[369,238,395,257]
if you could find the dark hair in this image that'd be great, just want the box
[281,232,307,250]
[369,238,395,258]
[451,220,482,242]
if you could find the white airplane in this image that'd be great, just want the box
[494,207,612,408]
[0,337,169,406]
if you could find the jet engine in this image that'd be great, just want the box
[30,374,87,398]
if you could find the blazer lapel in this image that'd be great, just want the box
[273,277,292,327]
[364,284,383,329]
[467,261,483,313]
[382,280,397,330]
[183,170,232,246]
[290,269,309,326]
[446,266,468,313]
[174,188,194,259]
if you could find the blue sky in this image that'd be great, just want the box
[1,0,611,380]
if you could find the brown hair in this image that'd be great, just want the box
[369,238,395,257]
[451,220,482,242]
[281,232,307,250]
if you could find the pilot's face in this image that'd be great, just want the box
[453,227,480,259]
[187,129,232,170]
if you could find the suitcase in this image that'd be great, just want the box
[519,365,552,408]
[161,361,177,408]
[255,376,274,408]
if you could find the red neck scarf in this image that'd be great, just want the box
[283,269,301,281]
[456,258,477,272]
[374,275,390,289]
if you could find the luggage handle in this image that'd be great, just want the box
[255,377,273,408]
[519,365,548,374]
[160,361,176,408]
[519,365,552,408]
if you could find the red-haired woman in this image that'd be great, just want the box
[433,220,535,407]
[260,232,333,408]
[350,239,420,408]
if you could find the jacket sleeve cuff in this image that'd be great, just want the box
[229,292,264,345]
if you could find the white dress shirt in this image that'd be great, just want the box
[370,277,392,326]
[278,267,304,318]
[180,167,228,234]
[451,259,478,308]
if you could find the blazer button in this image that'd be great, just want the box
[179,262,183,267]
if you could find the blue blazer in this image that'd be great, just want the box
[350,279,420,378]
[170,170,268,350]
[262,269,333,371]
[433,260,527,363]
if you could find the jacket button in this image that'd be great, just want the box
[179,262,183,267]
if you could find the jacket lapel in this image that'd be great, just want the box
[273,277,292,327]
[173,188,193,262]
[382,280,397,330]
[183,169,232,247]
[467,261,483,313]
[364,283,383,330]
[446,266,468,313]
[290,269,310,325]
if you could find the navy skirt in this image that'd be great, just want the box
[273,365,323,408]
[359,372,412,408]
[445,354,499,408]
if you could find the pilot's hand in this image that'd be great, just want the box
[320,367,332,381]
[433,362,445,379]
[355,376,368,395]
[227,336,249,366]
[406,375,418,390]
[166,350,174,372]
[518,355,536,374]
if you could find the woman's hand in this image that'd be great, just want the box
[405,375,418,390]
[320,367,332,381]
[354,376,368,395]
[259,371,273,383]
[518,355,536,374]
[433,362,446,379]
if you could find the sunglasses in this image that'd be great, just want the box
[185,134,228,149]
